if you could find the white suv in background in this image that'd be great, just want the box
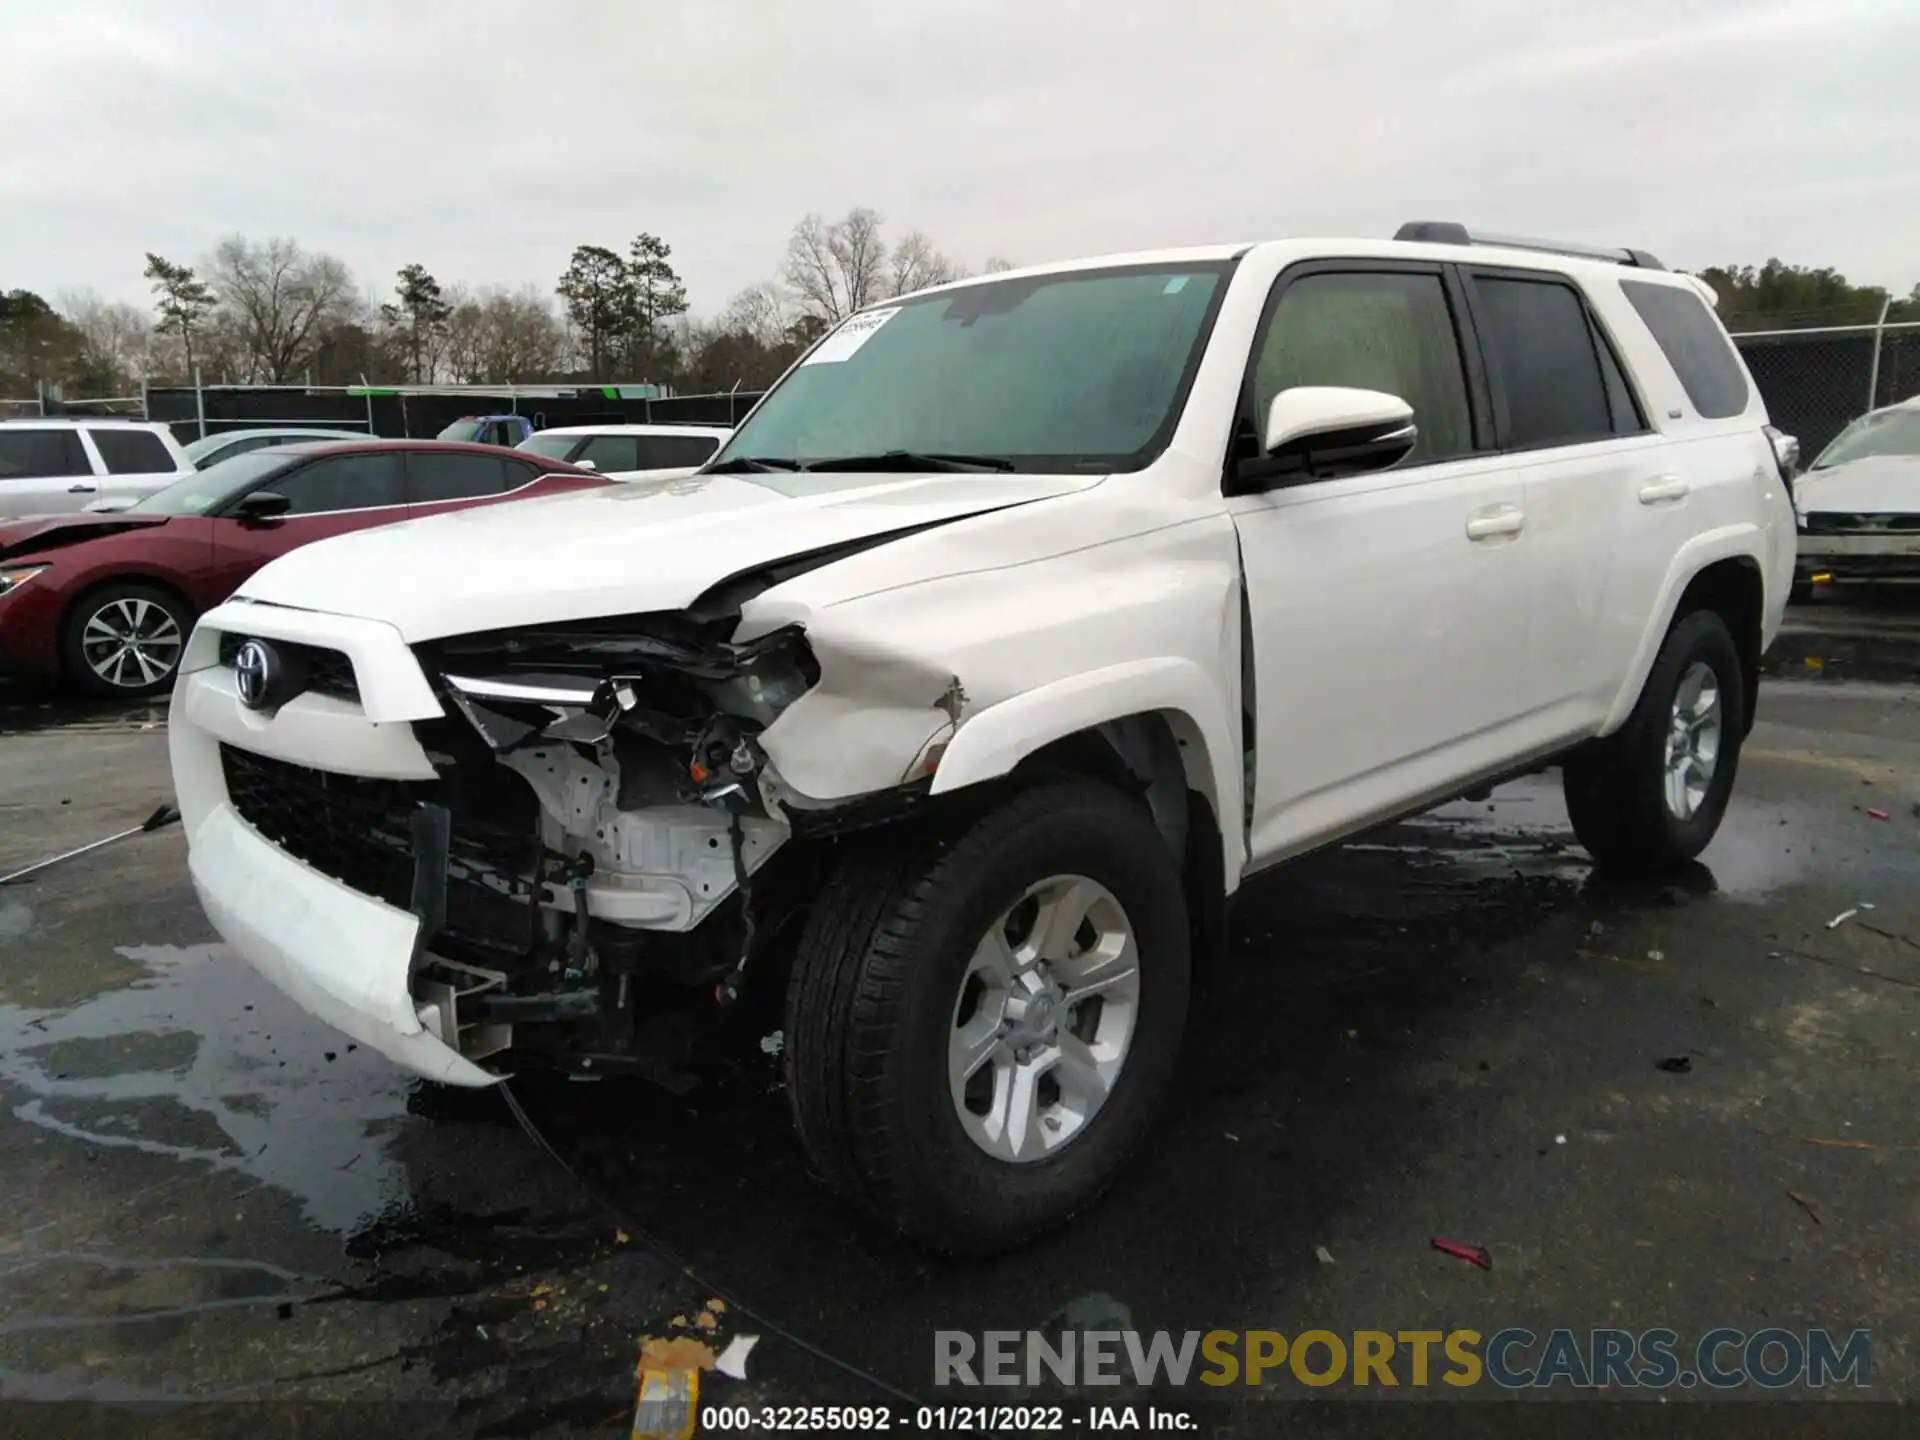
[514,423,729,481]
[0,419,194,517]
[173,223,1796,1253]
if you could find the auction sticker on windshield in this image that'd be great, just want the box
[803,307,902,365]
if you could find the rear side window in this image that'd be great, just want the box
[636,434,721,469]
[269,454,407,515]
[1472,276,1612,448]
[0,429,90,478]
[1621,280,1750,419]
[407,452,512,504]
[575,435,641,471]
[89,428,175,474]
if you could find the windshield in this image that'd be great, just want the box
[129,450,300,515]
[1813,407,1920,469]
[516,434,581,460]
[182,433,238,464]
[709,261,1233,475]
[437,419,486,442]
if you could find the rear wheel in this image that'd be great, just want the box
[60,582,192,698]
[784,779,1191,1254]
[1564,608,1745,876]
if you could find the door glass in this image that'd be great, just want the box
[268,454,407,515]
[635,434,722,469]
[88,428,176,473]
[1253,272,1474,464]
[0,429,90,478]
[408,452,511,503]
[576,435,643,471]
[1473,277,1612,447]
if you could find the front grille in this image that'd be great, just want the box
[216,633,360,703]
[220,745,544,953]
[1803,511,1920,535]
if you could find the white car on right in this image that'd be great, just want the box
[1793,396,1920,598]
[514,423,729,483]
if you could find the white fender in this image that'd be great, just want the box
[929,656,1246,886]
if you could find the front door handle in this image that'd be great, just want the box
[1466,504,1525,541]
[1638,476,1690,504]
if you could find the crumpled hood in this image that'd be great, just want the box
[238,470,1100,641]
[1797,455,1920,515]
[0,512,168,558]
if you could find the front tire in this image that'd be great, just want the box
[60,582,192,699]
[1564,608,1746,876]
[785,779,1192,1254]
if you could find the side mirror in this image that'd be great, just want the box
[1237,386,1418,491]
[234,490,292,523]
[573,459,598,471]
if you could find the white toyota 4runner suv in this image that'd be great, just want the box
[171,223,1797,1252]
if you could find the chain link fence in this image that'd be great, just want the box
[1734,322,1919,463]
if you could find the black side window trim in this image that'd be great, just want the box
[1226,258,1497,488]
[1460,264,1648,453]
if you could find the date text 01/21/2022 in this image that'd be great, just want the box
[696,1403,1197,1431]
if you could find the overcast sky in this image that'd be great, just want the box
[2,0,1914,315]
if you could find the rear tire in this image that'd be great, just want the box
[1564,609,1745,877]
[60,581,193,699]
[784,779,1191,1254]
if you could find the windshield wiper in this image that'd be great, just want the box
[703,455,803,473]
[802,451,1015,474]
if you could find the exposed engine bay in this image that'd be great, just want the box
[391,610,932,1086]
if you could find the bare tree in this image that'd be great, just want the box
[444,286,565,383]
[983,256,1016,274]
[784,208,890,323]
[204,235,354,382]
[57,290,154,392]
[720,282,795,350]
[887,231,960,298]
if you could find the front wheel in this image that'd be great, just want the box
[1564,608,1746,876]
[60,582,193,698]
[784,779,1192,1254]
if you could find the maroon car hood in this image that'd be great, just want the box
[0,513,170,558]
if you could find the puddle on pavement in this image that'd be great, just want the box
[0,944,415,1234]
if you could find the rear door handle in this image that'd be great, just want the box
[1638,476,1690,504]
[1466,504,1525,541]
[68,482,97,493]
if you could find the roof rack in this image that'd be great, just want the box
[1394,221,1665,271]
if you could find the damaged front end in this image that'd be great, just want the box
[386,611,928,1086]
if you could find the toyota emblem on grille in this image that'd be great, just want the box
[233,639,278,710]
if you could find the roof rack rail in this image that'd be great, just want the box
[1394,221,1665,271]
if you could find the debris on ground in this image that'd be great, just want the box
[714,1334,760,1380]
[1656,1055,1692,1074]
[637,1334,718,1373]
[1431,1237,1493,1270]
[1555,1134,1567,1145]
[1647,949,1665,962]
[1787,1191,1824,1226]
[1827,908,1860,930]
[1315,1245,1336,1265]
[760,1030,784,1057]
[1867,809,1890,821]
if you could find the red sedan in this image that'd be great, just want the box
[0,439,606,697]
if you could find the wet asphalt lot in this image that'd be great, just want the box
[0,593,1917,1437]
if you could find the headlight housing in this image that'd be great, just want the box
[0,563,49,598]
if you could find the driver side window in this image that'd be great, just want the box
[1251,270,1475,465]
[270,454,407,515]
